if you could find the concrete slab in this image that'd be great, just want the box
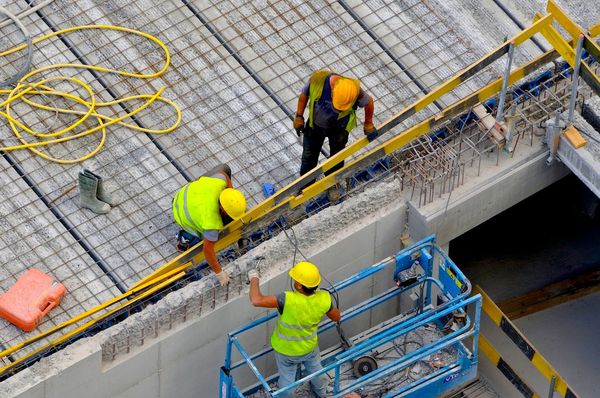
[557,111,600,198]
[514,291,600,397]
[407,147,571,246]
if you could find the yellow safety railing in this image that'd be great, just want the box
[1,0,598,380]
[132,11,573,290]
[475,286,579,398]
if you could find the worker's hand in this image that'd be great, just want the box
[216,270,230,286]
[294,115,304,134]
[364,122,378,142]
[247,268,260,283]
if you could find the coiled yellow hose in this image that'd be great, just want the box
[0,25,181,163]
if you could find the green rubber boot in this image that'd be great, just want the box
[83,168,118,206]
[78,171,110,214]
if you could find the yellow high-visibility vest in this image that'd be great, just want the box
[172,176,226,237]
[308,69,359,132]
[270,290,331,356]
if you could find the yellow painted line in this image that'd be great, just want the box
[547,0,584,39]
[476,285,578,398]
[478,334,500,365]
[474,285,503,325]
[531,353,568,396]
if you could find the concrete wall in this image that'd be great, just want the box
[5,191,409,398]
[408,148,570,246]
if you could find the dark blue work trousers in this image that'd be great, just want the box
[300,123,349,179]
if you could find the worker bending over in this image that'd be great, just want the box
[172,164,246,286]
[248,262,341,398]
[294,70,376,180]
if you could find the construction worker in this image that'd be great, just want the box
[248,261,341,398]
[172,164,246,286]
[294,70,376,181]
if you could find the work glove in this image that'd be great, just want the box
[247,268,260,284]
[364,122,378,142]
[215,270,230,286]
[294,115,304,145]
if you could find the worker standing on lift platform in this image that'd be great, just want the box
[248,261,341,398]
[172,164,246,286]
[294,70,376,191]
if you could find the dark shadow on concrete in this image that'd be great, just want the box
[449,173,600,302]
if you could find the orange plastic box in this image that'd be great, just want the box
[0,269,66,332]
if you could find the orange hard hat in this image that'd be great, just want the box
[332,77,360,111]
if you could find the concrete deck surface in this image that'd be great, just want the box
[0,0,598,389]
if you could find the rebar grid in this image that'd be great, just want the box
[0,0,503,364]
[504,57,598,153]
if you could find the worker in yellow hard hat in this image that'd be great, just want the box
[294,70,376,186]
[172,163,246,286]
[248,261,341,398]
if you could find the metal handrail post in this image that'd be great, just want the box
[547,375,557,398]
[568,34,585,122]
[496,41,516,123]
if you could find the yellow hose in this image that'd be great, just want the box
[0,25,181,164]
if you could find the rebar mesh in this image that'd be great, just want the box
[0,0,587,376]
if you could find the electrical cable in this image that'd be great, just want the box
[280,223,341,309]
[0,20,180,163]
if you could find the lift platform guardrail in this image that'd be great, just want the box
[219,236,482,398]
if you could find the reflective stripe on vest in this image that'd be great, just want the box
[270,290,331,356]
[172,176,226,236]
[308,69,359,133]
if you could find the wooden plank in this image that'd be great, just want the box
[498,268,600,319]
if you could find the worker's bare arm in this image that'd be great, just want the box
[364,96,374,126]
[203,239,222,274]
[249,277,278,308]
[296,92,308,116]
[326,307,341,322]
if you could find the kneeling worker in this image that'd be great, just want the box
[172,164,246,286]
[248,261,341,398]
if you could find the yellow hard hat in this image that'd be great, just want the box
[289,261,321,288]
[332,77,359,111]
[219,188,246,218]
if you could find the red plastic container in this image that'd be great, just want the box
[0,269,66,332]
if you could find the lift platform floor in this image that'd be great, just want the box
[247,312,465,398]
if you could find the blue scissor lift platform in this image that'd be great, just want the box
[220,236,482,398]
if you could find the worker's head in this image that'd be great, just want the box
[332,77,360,111]
[289,261,321,293]
[219,188,246,219]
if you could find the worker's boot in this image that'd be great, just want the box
[78,171,110,214]
[83,168,118,206]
